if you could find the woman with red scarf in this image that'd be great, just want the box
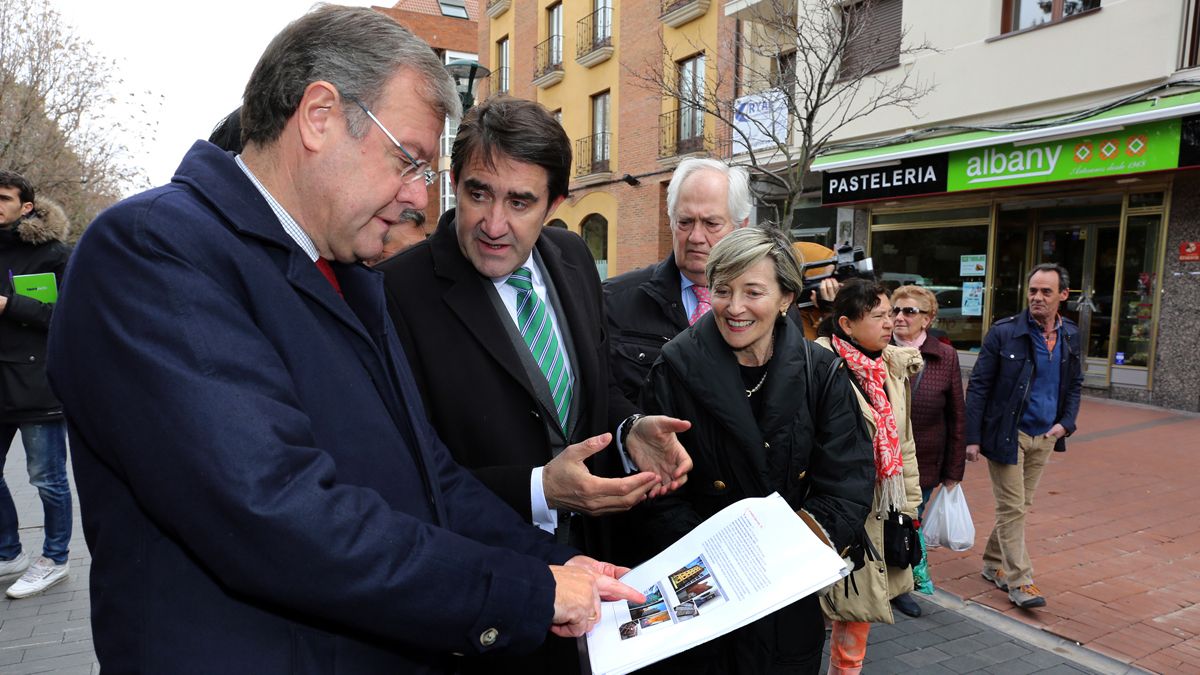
[816,279,923,675]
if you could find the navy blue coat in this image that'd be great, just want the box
[46,142,577,674]
[964,310,1084,465]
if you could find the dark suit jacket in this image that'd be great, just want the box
[45,142,576,674]
[379,211,636,538]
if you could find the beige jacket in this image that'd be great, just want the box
[816,338,923,624]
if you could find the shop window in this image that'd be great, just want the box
[839,0,902,78]
[1001,0,1100,34]
[1128,191,1164,208]
[1113,215,1161,368]
[872,225,989,350]
[581,214,609,279]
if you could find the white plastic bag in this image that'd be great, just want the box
[922,484,975,551]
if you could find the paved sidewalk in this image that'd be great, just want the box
[0,436,95,675]
[928,398,1200,673]
[0,396,1191,673]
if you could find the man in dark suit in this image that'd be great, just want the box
[44,7,640,673]
[379,97,692,671]
[604,158,752,404]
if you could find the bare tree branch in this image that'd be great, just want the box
[627,0,934,227]
[0,0,156,237]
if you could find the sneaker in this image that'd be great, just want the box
[1009,584,1047,609]
[981,566,1009,591]
[6,557,69,599]
[891,593,922,618]
[0,551,29,577]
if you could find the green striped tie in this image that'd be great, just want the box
[506,267,572,433]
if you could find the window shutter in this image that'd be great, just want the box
[840,0,903,78]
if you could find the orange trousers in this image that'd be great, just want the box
[827,620,870,675]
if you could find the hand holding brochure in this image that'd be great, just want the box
[585,493,848,675]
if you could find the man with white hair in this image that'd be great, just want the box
[604,157,752,403]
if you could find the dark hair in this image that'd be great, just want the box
[450,96,571,203]
[0,170,34,205]
[240,5,458,147]
[208,107,244,152]
[832,278,890,324]
[1027,262,1069,293]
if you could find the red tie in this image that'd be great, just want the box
[690,285,711,325]
[315,258,343,298]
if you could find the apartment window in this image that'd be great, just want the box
[439,171,456,215]
[581,214,609,280]
[496,37,510,93]
[592,91,611,172]
[594,0,613,43]
[770,50,797,92]
[439,0,469,19]
[678,54,705,152]
[839,0,902,78]
[548,3,563,65]
[1002,0,1100,33]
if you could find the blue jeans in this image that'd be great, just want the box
[0,422,72,564]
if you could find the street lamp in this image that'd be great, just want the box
[445,60,491,113]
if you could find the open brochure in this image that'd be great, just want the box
[585,493,849,675]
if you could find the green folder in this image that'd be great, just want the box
[11,272,58,304]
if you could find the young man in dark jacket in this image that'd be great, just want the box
[965,262,1083,609]
[0,171,73,598]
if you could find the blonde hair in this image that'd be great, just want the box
[891,285,938,323]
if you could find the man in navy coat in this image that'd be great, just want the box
[44,6,640,673]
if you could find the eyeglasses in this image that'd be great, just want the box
[890,306,929,317]
[347,97,437,187]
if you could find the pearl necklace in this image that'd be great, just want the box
[743,333,774,398]
[745,369,768,397]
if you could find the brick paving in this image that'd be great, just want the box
[928,398,1200,674]
[0,396,1191,673]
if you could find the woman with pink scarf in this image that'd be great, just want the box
[816,279,923,675]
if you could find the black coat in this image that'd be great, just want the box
[636,314,874,673]
[381,212,635,522]
[0,201,71,423]
[603,253,690,405]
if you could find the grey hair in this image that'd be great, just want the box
[240,4,460,147]
[666,158,752,226]
[706,227,803,297]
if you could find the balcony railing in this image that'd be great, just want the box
[660,0,710,28]
[576,132,611,177]
[490,67,510,97]
[533,36,564,87]
[658,109,706,158]
[576,7,613,66]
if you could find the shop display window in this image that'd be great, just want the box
[871,225,989,350]
[1113,215,1161,367]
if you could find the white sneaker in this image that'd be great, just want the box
[6,556,69,598]
[0,551,29,577]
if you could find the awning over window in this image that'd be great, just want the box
[812,90,1200,173]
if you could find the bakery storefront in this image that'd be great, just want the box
[813,92,1200,411]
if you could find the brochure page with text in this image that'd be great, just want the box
[585,493,849,675]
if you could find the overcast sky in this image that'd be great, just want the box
[53,0,377,191]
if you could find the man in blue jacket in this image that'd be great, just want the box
[965,263,1083,609]
[45,6,640,673]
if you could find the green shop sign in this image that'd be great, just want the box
[947,119,1182,191]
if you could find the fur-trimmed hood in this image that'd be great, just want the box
[11,198,70,245]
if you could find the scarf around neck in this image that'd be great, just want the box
[832,334,906,513]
